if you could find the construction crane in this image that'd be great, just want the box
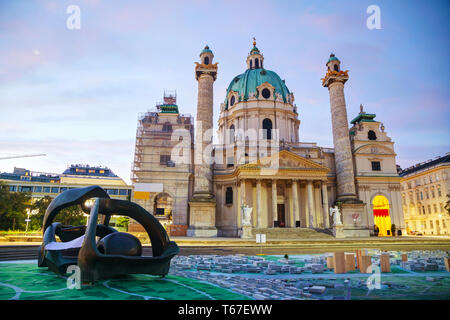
[0,154,47,160]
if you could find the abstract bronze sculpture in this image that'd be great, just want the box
[38,185,179,283]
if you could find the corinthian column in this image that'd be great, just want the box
[322,182,330,228]
[292,179,300,227]
[307,181,315,228]
[272,180,278,227]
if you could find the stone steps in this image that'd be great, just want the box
[251,228,335,239]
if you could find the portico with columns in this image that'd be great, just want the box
[214,150,332,237]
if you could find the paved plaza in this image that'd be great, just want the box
[1,249,449,300]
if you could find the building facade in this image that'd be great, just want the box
[131,42,406,238]
[1,165,132,201]
[399,154,450,235]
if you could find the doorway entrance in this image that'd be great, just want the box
[372,195,392,236]
[277,204,286,227]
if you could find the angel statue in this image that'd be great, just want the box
[330,205,342,226]
[242,205,253,226]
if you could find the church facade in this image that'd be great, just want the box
[131,41,405,238]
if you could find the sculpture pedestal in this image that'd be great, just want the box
[187,200,217,237]
[240,225,253,239]
[340,202,370,238]
[333,224,345,238]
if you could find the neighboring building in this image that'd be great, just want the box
[130,92,194,233]
[131,41,406,238]
[0,164,132,201]
[399,154,450,235]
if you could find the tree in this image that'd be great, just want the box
[57,205,87,226]
[116,216,129,230]
[30,196,53,231]
[0,181,31,230]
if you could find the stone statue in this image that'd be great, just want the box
[380,123,385,133]
[330,205,342,226]
[242,205,253,226]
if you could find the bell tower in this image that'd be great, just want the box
[188,45,219,237]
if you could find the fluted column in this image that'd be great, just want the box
[322,182,330,228]
[292,179,300,227]
[307,181,315,228]
[272,180,278,227]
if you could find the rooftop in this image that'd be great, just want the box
[399,153,450,177]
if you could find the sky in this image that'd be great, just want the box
[0,0,449,185]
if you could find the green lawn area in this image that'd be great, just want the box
[0,263,249,300]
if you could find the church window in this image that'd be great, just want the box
[437,185,442,197]
[250,60,253,69]
[371,161,381,171]
[334,64,339,71]
[368,130,377,140]
[204,56,209,65]
[229,124,235,143]
[255,58,259,69]
[261,88,271,99]
[431,188,435,198]
[225,187,233,204]
[262,118,272,140]
[230,95,235,106]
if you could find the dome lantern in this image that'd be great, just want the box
[200,45,214,65]
[246,37,264,70]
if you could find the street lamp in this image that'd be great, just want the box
[25,209,31,233]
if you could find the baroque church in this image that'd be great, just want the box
[130,40,405,238]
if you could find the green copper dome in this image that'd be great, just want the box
[200,45,213,56]
[225,68,290,105]
[326,53,339,65]
[250,46,260,55]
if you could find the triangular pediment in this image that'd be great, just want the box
[239,150,329,172]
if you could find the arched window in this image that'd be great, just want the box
[255,58,259,69]
[229,124,235,143]
[262,118,272,140]
[204,56,209,65]
[225,187,233,204]
[230,95,235,106]
[334,64,339,71]
[250,60,253,69]
[368,130,377,140]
